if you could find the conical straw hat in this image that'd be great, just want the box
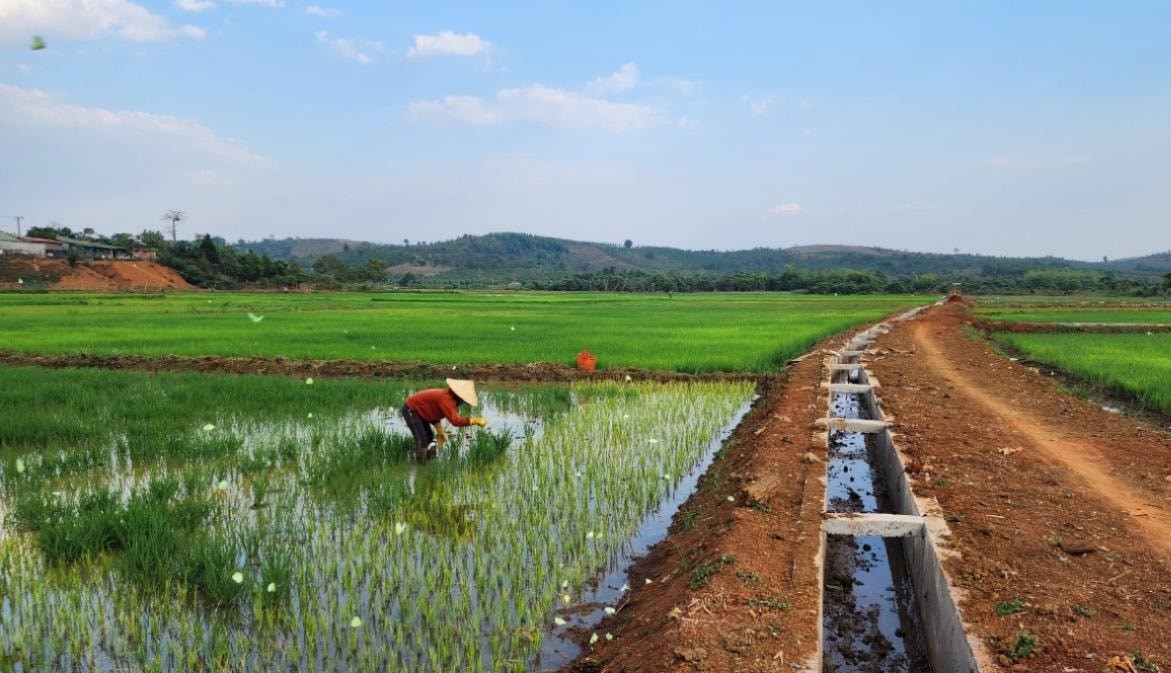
[445,379,479,407]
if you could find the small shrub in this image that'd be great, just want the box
[1010,630,1038,658]
[995,596,1027,615]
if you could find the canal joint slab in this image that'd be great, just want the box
[821,512,927,537]
[821,382,877,393]
[817,417,890,433]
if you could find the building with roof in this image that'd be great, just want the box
[0,232,66,258]
[56,236,129,260]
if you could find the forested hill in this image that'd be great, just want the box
[234,233,1171,283]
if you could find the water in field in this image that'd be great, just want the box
[0,380,752,673]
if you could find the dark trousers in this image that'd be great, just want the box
[401,404,433,453]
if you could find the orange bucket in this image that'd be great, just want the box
[576,351,597,372]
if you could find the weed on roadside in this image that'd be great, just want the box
[994,596,1027,616]
[1010,630,1038,658]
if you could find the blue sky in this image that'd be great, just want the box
[1,1,1168,260]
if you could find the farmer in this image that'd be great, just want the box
[401,378,488,460]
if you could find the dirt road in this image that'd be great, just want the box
[910,318,1171,558]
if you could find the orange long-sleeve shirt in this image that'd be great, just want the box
[404,388,474,426]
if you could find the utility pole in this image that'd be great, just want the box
[1,215,22,236]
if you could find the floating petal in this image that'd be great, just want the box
[267,583,276,592]
[604,606,616,615]
[15,459,25,474]
[350,616,362,628]
[305,377,314,385]
[203,423,215,431]
[394,522,408,535]
[553,617,567,626]
[589,633,599,645]
[231,572,244,584]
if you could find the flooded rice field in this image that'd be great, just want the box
[0,380,753,672]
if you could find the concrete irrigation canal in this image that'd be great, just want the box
[816,307,987,672]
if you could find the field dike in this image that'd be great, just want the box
[815,305,994,672]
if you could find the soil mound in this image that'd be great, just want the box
[0,258,195,291]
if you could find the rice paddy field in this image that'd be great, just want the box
[991,332,1171,415]
[0,290,928,672]
[979,298,1171,416]
[0,291,924,373]
[0,365,753,672]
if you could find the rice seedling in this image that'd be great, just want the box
[0,365,753,672]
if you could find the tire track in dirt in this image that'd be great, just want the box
[911,320,1171,559]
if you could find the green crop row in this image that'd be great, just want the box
[992,332,1171,414]
[0,361,753,672]
[0,291,925,373]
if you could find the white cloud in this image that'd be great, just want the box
[743,93,779,116]
[175,0,215,11]
[652,76,701,96]
[226,0,284,6]
[0,83,270,167]
[404,95,503,126]
[405,31,489,59]
[770,203,803,215]
[315,30,382,64]
[305,5,339,18]
[0,0,204,43]
[405,85,662,132]
[180,25,206,39]
[585,62,639,96]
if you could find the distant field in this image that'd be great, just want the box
[971,294,1171,325]
[0,292,928,374]
[976,308,1171,324]
[993,332,1171,414]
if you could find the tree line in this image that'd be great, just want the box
[20,226,1171,295]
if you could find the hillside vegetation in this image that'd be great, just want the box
[232,232,1171,295]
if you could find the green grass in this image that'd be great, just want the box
[0,291,926,373]
[992,332,1171,414]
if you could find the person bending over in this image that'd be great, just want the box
[401,378,488,460]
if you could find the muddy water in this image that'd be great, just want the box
[823,392,929,673]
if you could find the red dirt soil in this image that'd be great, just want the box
[0,258,195,291]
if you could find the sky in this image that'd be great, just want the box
[1,1,1169,261]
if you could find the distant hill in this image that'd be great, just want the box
[232,233,1171,284]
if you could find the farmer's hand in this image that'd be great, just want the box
[469,417,488,427]
[433,423,447,445]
